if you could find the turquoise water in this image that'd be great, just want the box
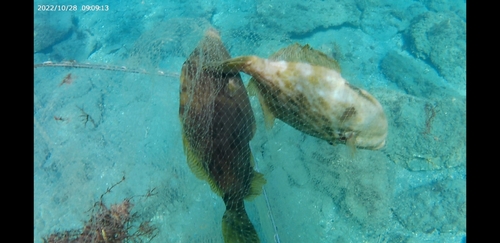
[34,0,466,242]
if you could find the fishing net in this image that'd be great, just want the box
[34,13,288,243]
[34,1,465,242]
[127,18,212,71]
[219,43,389,152]
[179,29,265,243]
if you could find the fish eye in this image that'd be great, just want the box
[335,130,346,140]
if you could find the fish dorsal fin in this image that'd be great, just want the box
[269,43,341,73]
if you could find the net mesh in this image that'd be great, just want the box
[178,29,389,243]
[34,1,465,242]
[179,29,265,243]
[213,43,388,153]
[128,18,212,71]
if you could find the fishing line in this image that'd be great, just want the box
[254,158,281,243]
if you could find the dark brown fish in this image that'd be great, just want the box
[179,29,266,243]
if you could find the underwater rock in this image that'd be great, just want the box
[392,178,466,234]
[358,2,427,40]
[255,0,360,35]
[380,51,458,99]
[34,11,73,53]
[423,0,466,19]
[405,11,466,93]
[360,7,407,40]
[373,88,465,171]
[302,140,395,233]
[338,151,393,231]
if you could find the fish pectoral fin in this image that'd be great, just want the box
[245,171,267,201]
[247,79,276,129]
[245,152,266,201]
[346,132,358,157]
[262,102,276,130]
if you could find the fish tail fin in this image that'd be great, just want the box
[222,206,260,243]
[204,56,257,74]
[221,56,257,72]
